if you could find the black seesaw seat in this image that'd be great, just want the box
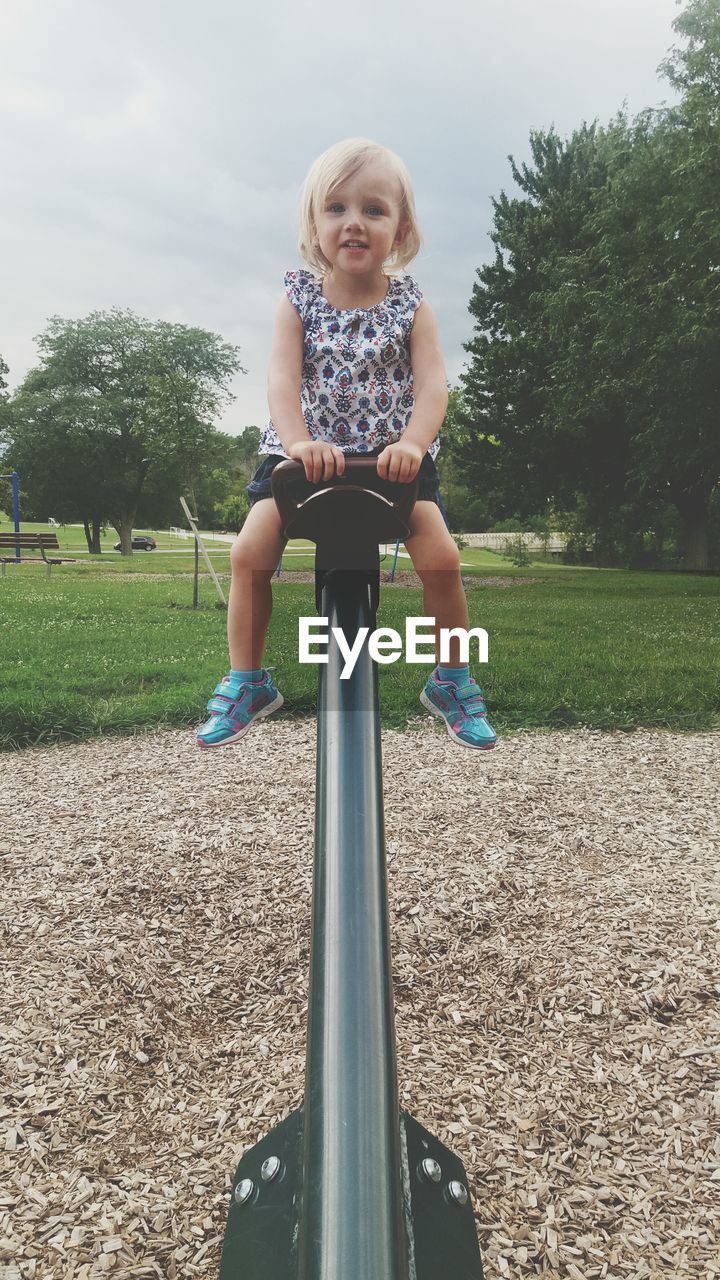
[219,457,485,1280]
[271,456,418,611]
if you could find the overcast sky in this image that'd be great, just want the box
[1,0,682,436]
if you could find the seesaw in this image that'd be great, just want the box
[219,457,484,1279]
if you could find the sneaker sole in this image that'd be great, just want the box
[196,692,284,749]
[419,689,496,750]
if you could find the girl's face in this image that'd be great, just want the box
[314,159,408,278]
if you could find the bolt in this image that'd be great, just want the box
[448,1179,469,1206]
[233,1178,255,1206]
[420,1157,442,1183]
[261,1155,281,1182]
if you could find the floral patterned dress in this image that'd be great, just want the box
[259,269,439,460]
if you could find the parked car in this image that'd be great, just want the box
[114,535,157,551]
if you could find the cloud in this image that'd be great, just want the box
[1,0,680,433]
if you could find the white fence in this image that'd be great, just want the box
[460,532,570,554]
[166,524,569,555]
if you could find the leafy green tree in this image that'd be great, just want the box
[584,105,719,567]
[460,119,639,529]
[660,0,720,116]
[458,0,720,569]
[234,425,262,465]
[185,427,261,529]
[0,356,11,522]
[5,368,116,548]
[437,388,506,530]
[138,430,237,531]
[214,492,250,533]
[3,309,244,553]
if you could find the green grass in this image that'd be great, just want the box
[4,522,591,575]
[3,526,516,576]
[2,521,235,574]
[5,520,204,551]
[1,567,718,751]
[9,520,614,580]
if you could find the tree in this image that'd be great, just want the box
[584,106,720,567]
[460,120,623,507]
[660,0,720,116]
[436,388,506,530]
[5,368,116,548]
[458,0,720,569]
[0,356,11,523]
[176,426,261,530]
[214,492,250,533]
[234,425,262,464]
[4,309,245,553]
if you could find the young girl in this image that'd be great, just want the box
[197,137,496,751]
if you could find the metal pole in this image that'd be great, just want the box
[390,537,400,583]
[297,567,409,1280]
[11,472,20,561]
[179,496,226,605]
[193,534,199,609]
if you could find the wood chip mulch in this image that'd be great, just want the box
[1,722,719,1278]
[271,570,538,588]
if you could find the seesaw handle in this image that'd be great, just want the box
[271,457,419,545]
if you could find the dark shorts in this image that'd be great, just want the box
[246,448,443,509]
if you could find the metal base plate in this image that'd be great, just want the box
[219,1107,303,1279]
[402,1110,485,1279]
[219,1107,484,1279]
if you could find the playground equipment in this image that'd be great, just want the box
[219,458,484,1279]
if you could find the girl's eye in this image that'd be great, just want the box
[325,202,385,215]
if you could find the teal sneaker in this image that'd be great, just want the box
[196,670,283,748]
[420,668,497,750]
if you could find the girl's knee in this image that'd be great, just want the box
[230,534,277,577]
[230,535,250,573]
[414,539,461,578]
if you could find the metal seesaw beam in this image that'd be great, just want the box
[300,563,407,1278]
[219,459,485,1280]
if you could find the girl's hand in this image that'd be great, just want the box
[376,440,423,483]
[289,440,346,483]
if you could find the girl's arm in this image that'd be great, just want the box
[403,301,449,452]
[377,301,449,482]
[267,296,308,451]
[267,296,345,481]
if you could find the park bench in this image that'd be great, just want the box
[0,532,76,577]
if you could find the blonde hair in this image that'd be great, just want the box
[298,137,422,276]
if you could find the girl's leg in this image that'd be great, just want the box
[404,501,496,748]
[227,499,286,670]
[404,501,468,664]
